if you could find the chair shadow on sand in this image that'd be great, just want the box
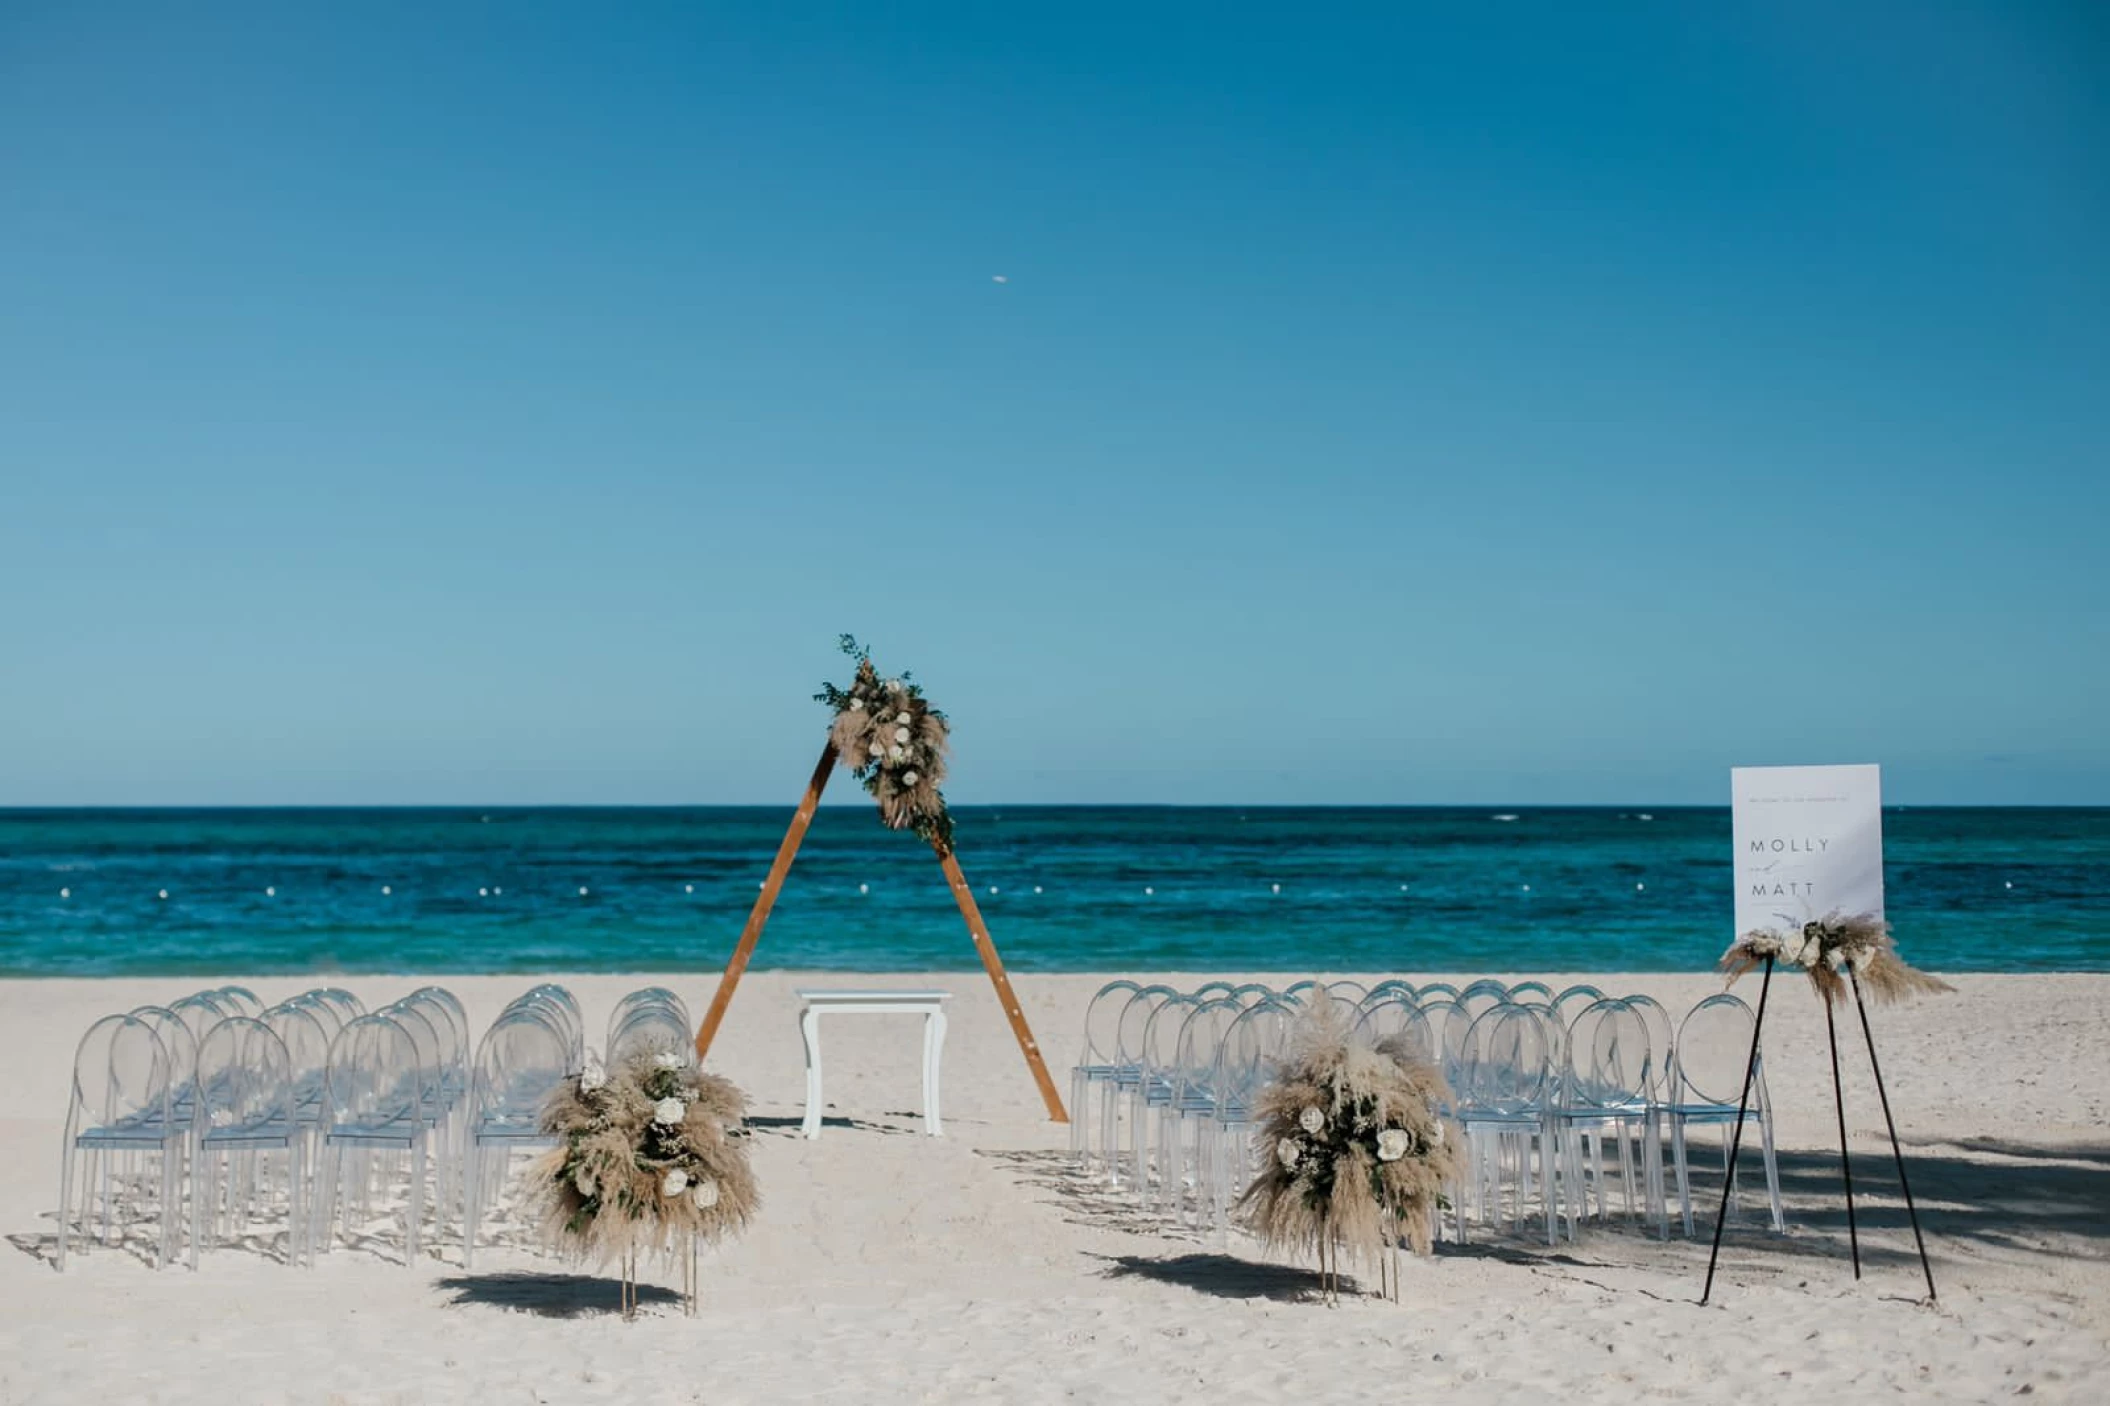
[437,1271,683,1318]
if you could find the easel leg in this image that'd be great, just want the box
[1849,966,1938,1302]
[1700,956,1773,1306]
[1825,991,1861,1278]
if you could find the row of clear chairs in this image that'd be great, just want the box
[1069,978,1784,1249]
[58,984,592,1270]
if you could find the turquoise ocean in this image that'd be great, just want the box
[1,807,2104,977]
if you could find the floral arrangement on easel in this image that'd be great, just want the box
[1238,1003,1460,1303]
[815,634,954,846]
[1720,911,1953,1006]
[530,1048,758,1317]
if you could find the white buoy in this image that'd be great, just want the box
[578,886,589,897]
[1636,883,1645,892]
[158,889,168,900]
[266,886,276,897]
[858,882,869,895]
[1522,884,1531,892]
[1033,885,1043,894]
[2005,881,2013,889]
[1144,886,1154,896]
[479,887,489,897]
[1271,882,1281,894]
[494,886,504,896]
[382,885,392,896]
[60,887,70,899]
[685,884,694,894]
[1399,884,1409,892]
[988,886,999,895]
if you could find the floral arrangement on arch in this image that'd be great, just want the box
[529,1047,758,1268]
[1238,1002,1460,1293]
[815,634,954,847]
[1720,910,1952,1007]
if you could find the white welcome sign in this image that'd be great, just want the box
[1731,764,1884,937]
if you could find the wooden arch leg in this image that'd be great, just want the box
[935,842,1069,1123]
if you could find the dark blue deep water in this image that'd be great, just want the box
[1,807,2104,976]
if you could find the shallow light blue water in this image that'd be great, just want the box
[1,806,2103,976]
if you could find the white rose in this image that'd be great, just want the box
[1276,1138,1300,1170]
[885,678,903,692]
[1376,1129,1411,1162]
[579,1055,607,1094]
[574,1167,597,1197]
[849,699,865,711]
[692,1178,720,1210]
[902,771,919,786]
[869,743,885,758]
[894,727,910,744]
[1298,1107,1326,1136]
[654,1051,684,1069]
[662,1167,689,1195]
[654,1097,687,1125]
[889,745,906,761]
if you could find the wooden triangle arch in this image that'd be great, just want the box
[691,741,1069,1123]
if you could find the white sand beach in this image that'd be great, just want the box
[2,970,2105,1404]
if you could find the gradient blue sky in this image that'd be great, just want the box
[3,2,2106,806]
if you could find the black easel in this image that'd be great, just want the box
[1699,956,1938,1305]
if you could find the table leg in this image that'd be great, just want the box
[925,1010,947,1137]
[800,1008,824,1140]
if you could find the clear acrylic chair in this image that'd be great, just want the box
[1104,985,1175,1187]
[213,986,265,1017]
[521,984,584,1064]
[1551,983,1606,1027]
[1668,994,1784,1237]
[1161,999,1237,1219]
[463,1004,572,1269]
[1549,998,1662,1241]
[1205,998,1295,1230]
[1507,980,1554,1006]
[1128,994,1200,1197]
[609,987,689,1046]
[1069,979,1142,1172]
[128,1006,200,1123]
[191,1017,305,1267]
[316,1013,437,1266]
[608,1002,692,1069]
[59,1013,182,1270]
[1453,1004,1556,1243]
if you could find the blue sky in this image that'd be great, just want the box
[2,2,2105,805]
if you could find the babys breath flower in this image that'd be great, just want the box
[902,771,918,786]
[654,1051,685,1070]
[894,727,911,744]
[692,1178,720,1210]
[1298,1107,1326,1136]
[1376,1129,1411,1162]
[574,1166,597,1197]
[1277,1138,1300,1170]
[662,1167,689,1196]
[653,1097,687,1125]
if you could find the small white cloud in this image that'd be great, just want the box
[991,274,1009,283]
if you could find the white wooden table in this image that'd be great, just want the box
[795,989,952,1139]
